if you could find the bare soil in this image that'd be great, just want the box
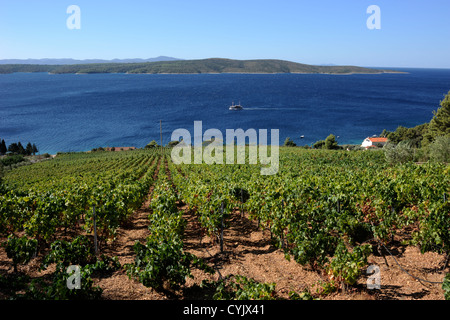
[0,157,447,300]
[180,207,448,300]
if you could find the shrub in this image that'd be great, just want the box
[429,136,450,163]
[284,137,296,147]
[41,235,96,269]
[211,275,278,300]
[383,141,414,164]
[126,232,212,291]
[3,235,38,272]
[27,236,121,300]
[1,155,25,167]
[145,140,158,148]
[167,141,180,147]
[326,243,372,288]
[313,140,325,149]
[443,274,450,300]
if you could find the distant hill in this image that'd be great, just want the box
[0,56,181,65]
[0,58,403,74]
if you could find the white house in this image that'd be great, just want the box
[361,137,388,149]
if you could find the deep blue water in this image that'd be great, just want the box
[1,69,450,154]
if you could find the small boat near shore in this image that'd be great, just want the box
[229,101,243,110]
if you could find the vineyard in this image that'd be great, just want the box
[0,147,449,300]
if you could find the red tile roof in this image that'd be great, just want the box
[369,137,388,143]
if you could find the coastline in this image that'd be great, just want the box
[0,58,408,75]
[55,71,409,76]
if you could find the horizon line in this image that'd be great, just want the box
[0,57,449,70]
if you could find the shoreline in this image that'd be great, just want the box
[44,70,409,76]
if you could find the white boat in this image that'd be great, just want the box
[229,101,243,110]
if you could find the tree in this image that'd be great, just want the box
[313,140,325,149]
[25,142,33,156]
[324,134,339,150]
[0,139,6,155]
[167,141,180,148]
[283,137,296,147]
[17,142,25,155]
[7,143,19,154]
[423,91,450,146]
[383,141,414,164]
[383,124,428,148]
[145,140,158,149]
[32,144,38,155]
[428,136,450,163]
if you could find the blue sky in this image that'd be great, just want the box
[1,0,449,68]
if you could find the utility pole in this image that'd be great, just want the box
[160,120,163,151]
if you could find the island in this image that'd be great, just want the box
[0,58,405,75]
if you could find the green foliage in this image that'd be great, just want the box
[381,91,450,150]
[9,249,120,299]
[327,243,372,286]
[24,264,103,300]
[0,273,30,296]
[145,140,159,148]
[383,141,415,164]
[0,139,7,155]
[0,59,395,75]
[23,235,121,300]
[313,140,325,149]
[167,140,180,147]
[41,235,96,269]
[1,149,159,244]
[324,134,339,150]
[383,124,428,148]
[424,91,450,145]
[1,146,448,300]
[231,187,250,203]
[1,154,25,167]
[443,274,450,300]
[32,143,38,155]
[429,136,450,163]
[25,142,33,156]
[126,163,213,291]
[3,235,38,272]
[211,275,278,300]
[312,134,340,149]
[0,64,60,74]
[2,140,39,157]
[315,280,339,296]
[283,137,296,147]
[126,233,206,291]
[40,235,121,274]
[288,289,315,300]
[404,200,450,255]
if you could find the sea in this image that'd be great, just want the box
[1,69,450,154]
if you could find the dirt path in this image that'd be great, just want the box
[167,163,325,299]
[1,154,446,300]
[182,208,324,299]
[97,155,166,300]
